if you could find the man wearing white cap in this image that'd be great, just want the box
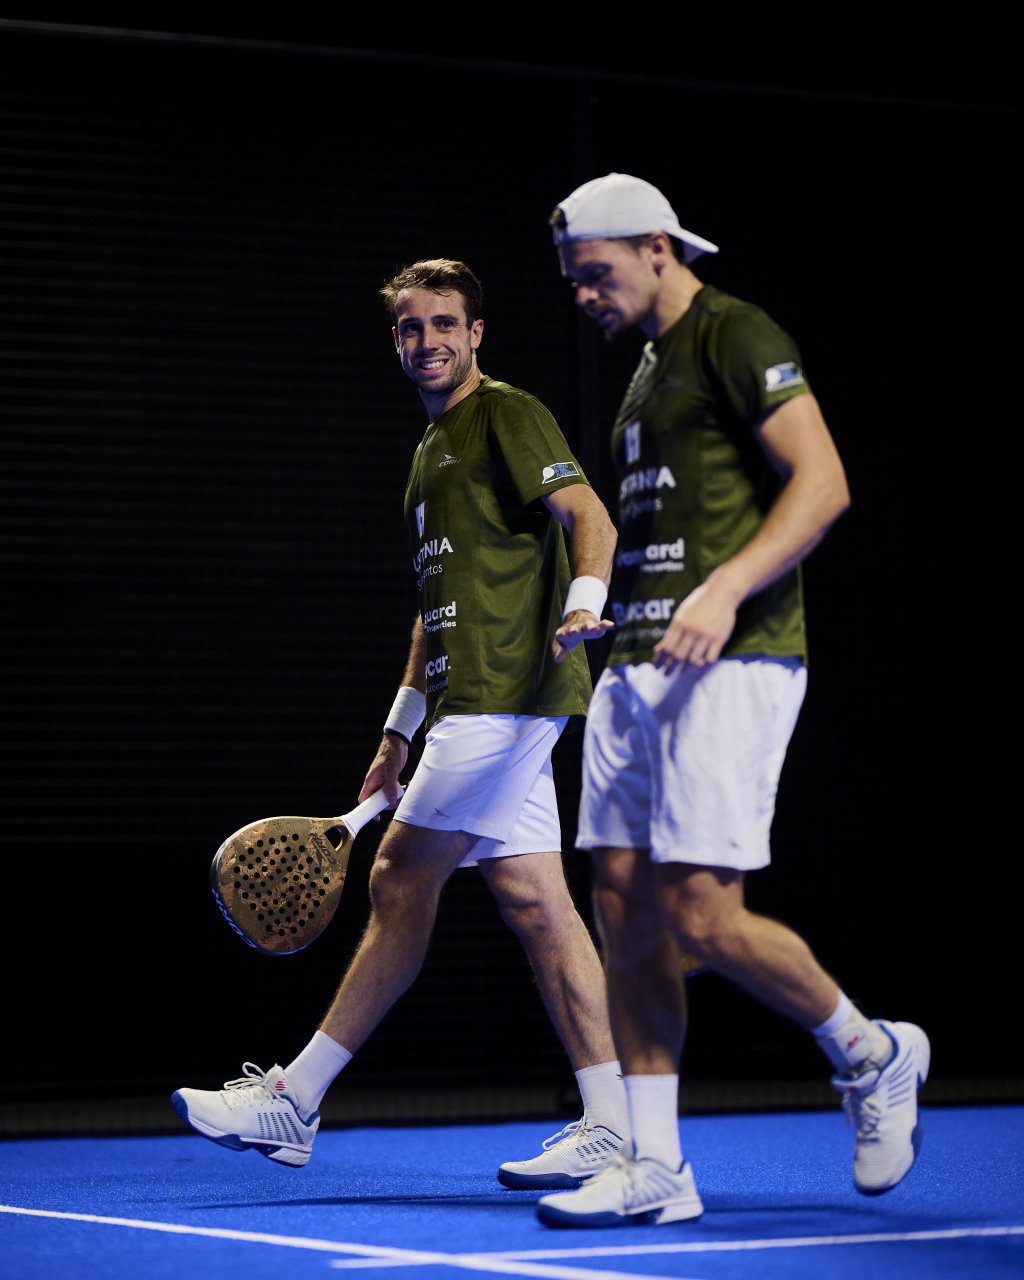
[536,175,930,1227]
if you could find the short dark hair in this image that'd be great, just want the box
[547,207,687,263]
[380,258,483,326]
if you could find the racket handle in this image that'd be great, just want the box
[337,786,404,839]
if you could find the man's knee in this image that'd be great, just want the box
[367,826,450,919]
[591,847,658,924]
[588,848,666,970]
[367,851,415,919]
[492,877,575,942]
[656,864,745,955]
[498,896,556,942]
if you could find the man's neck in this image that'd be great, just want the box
[420,364,483,421]
[640,265,704,341]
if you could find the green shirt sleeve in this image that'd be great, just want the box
[709,305,812,428]
[486,390,588,506]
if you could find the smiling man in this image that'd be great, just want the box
[533,176,930,1227]
[172,258,633,1191]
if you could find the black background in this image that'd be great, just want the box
[1,18,1017,1103]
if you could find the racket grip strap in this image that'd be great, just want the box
[338,786,403,839]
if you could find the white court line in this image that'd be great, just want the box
[0,1206,695,1280]
[475,1226,1024,1257]
[3,1204,1022,1277]
[327,1227,1024,1267]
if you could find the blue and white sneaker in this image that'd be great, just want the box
[537,1154,703,1227]
[832,1019,930,1195]
[498,1114,626,1189]
[171,1062,318,1167]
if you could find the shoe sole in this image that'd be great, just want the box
[537,1197,703,1228]
[498,1168,589,1190]
[170,1091,311,1167]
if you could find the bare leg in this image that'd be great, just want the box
[655,862,838,1029]
[593,849,840,1075]
[592,848,687,1075]
[318,820,479,1050]
[480,851,617,1071]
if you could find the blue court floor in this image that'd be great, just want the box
[2,1106,1022,1279]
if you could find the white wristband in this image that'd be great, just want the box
[384,686,426,742]
[562,575,608,622]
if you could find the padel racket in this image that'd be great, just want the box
[210,787,401,956]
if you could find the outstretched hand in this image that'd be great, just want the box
[358,732,408,818]
[553,609,615,663]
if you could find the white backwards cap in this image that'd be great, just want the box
[554,173,718,264]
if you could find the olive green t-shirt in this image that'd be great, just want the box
[404,375,593,727]
[608,285,811,667]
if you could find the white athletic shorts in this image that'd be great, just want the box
[576,656,806,870]
[395,713,567,868]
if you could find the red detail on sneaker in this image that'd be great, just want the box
[275,1080,287,1091]
[845,1034,862,1050]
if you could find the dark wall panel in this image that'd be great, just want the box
[1,29,1015,1097]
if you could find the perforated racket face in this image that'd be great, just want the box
[210,816,351,955]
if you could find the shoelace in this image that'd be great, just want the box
[541,1112,595,1151]
[595,1152,657,1206]
[219,1062,276,1109]
[542,1121,583,1152]
[841,1091,882,1143]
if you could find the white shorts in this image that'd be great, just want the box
[395,713,567,868]
[577,657,806,870]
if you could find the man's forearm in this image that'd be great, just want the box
[565,499,617,588]
[400,615,427,693]
[712,468,850,606]
[380,616,426,750]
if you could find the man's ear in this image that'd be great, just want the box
[392,325,400,353]
[646,232,673,275]
[471,318,484,350]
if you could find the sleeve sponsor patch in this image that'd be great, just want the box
[624,421,641,464]
[764,362,805,392]
[541,462,580,483]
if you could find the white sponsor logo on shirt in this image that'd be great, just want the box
[425,653,451,678]
[617,538,685,572]
[415,502,426,537]
[624,422,641,465]
[764,362,804,391]
[612,598,677,625]
[542,462,580,483]
[438,454,461,468]
[423,601,457,632]
[619,466,676,502]
[412,536,454,574]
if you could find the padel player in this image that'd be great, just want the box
[173,258,633,1189]
[534,175,930,1227]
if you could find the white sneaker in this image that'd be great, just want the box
[831,1019,930,1195]
[498,1115,626,1189]
[171,1062,319,1168]
[537,1154,703,1227]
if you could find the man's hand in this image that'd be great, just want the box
[553,609,615,662]
[358,732,408,817]
[652,577,740,674]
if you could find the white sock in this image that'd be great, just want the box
[624,1074,682,1171]
[812,992,892,1075]
[284,1030,352,1121]
[575,1061,629,1140]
